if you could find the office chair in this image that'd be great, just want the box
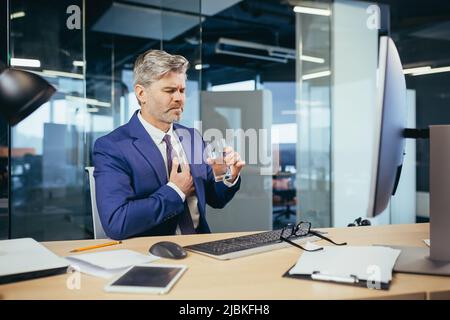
[272,173,296,222]
[85,166,107,239]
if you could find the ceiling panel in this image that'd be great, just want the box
[126,0,242,16]
[92,2,200,40]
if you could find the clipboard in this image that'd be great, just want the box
[281,245,401,290]
[0,238,69,285]
[282,264,391,290]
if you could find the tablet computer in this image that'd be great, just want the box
[104,264,187,294]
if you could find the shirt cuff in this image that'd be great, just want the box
[167,182,186,202]
[223,174,240,187]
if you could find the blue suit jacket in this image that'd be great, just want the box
[93,111,241,240]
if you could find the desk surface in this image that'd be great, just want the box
[1,223,450,300]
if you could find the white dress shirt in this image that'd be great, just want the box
[137,111,239,234]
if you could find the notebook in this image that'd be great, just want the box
[0,238,69,285]
[283,244,401,290]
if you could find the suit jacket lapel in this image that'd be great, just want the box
[128,111,168,185]
[127,114,205,203]
[174,124,207,215]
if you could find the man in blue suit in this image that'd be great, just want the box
[93,50,245,240]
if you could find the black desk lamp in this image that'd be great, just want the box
[0,63,56,239]
[0,63,56,125]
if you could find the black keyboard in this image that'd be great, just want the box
[184,229,316,260]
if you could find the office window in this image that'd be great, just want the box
[7,0,203,240]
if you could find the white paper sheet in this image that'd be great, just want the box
[65,249,160,279]
[289,246,401,284]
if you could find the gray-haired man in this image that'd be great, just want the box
[93,50,245,239]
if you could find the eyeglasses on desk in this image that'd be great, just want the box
[279,221,347,252]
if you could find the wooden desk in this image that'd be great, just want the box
[1,223,450,300]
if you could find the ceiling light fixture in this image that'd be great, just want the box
[301,55,325,64]
[403,66,431,75]
[412,66,450,76]
[10,58,41,68]
[216,38,324,64]
[293,6,331,16]
[10,11,25,20]
[194,64,210,70]
[73,61,85,67]
[302,70,331,80]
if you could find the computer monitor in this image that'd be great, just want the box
[367,36,407,217]
[367,37,450,275]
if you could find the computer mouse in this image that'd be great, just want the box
[149,241,187,259]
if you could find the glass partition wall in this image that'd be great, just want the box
[200,1,297,232]
[5,0,331,240]
[8,0,202,240]
[296,2,332,228]
[9,0,87,240]
[8,0,431,239]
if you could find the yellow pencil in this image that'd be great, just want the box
[70,240,122,253]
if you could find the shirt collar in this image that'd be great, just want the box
[137,110,173,144]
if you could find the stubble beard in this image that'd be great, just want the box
[156,110,183,126]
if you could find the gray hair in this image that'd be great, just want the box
[133,50,189,87]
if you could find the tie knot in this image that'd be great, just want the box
[163,134,172,146]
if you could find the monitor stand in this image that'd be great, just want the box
[390,126,450,276]
[391,246,450,276]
